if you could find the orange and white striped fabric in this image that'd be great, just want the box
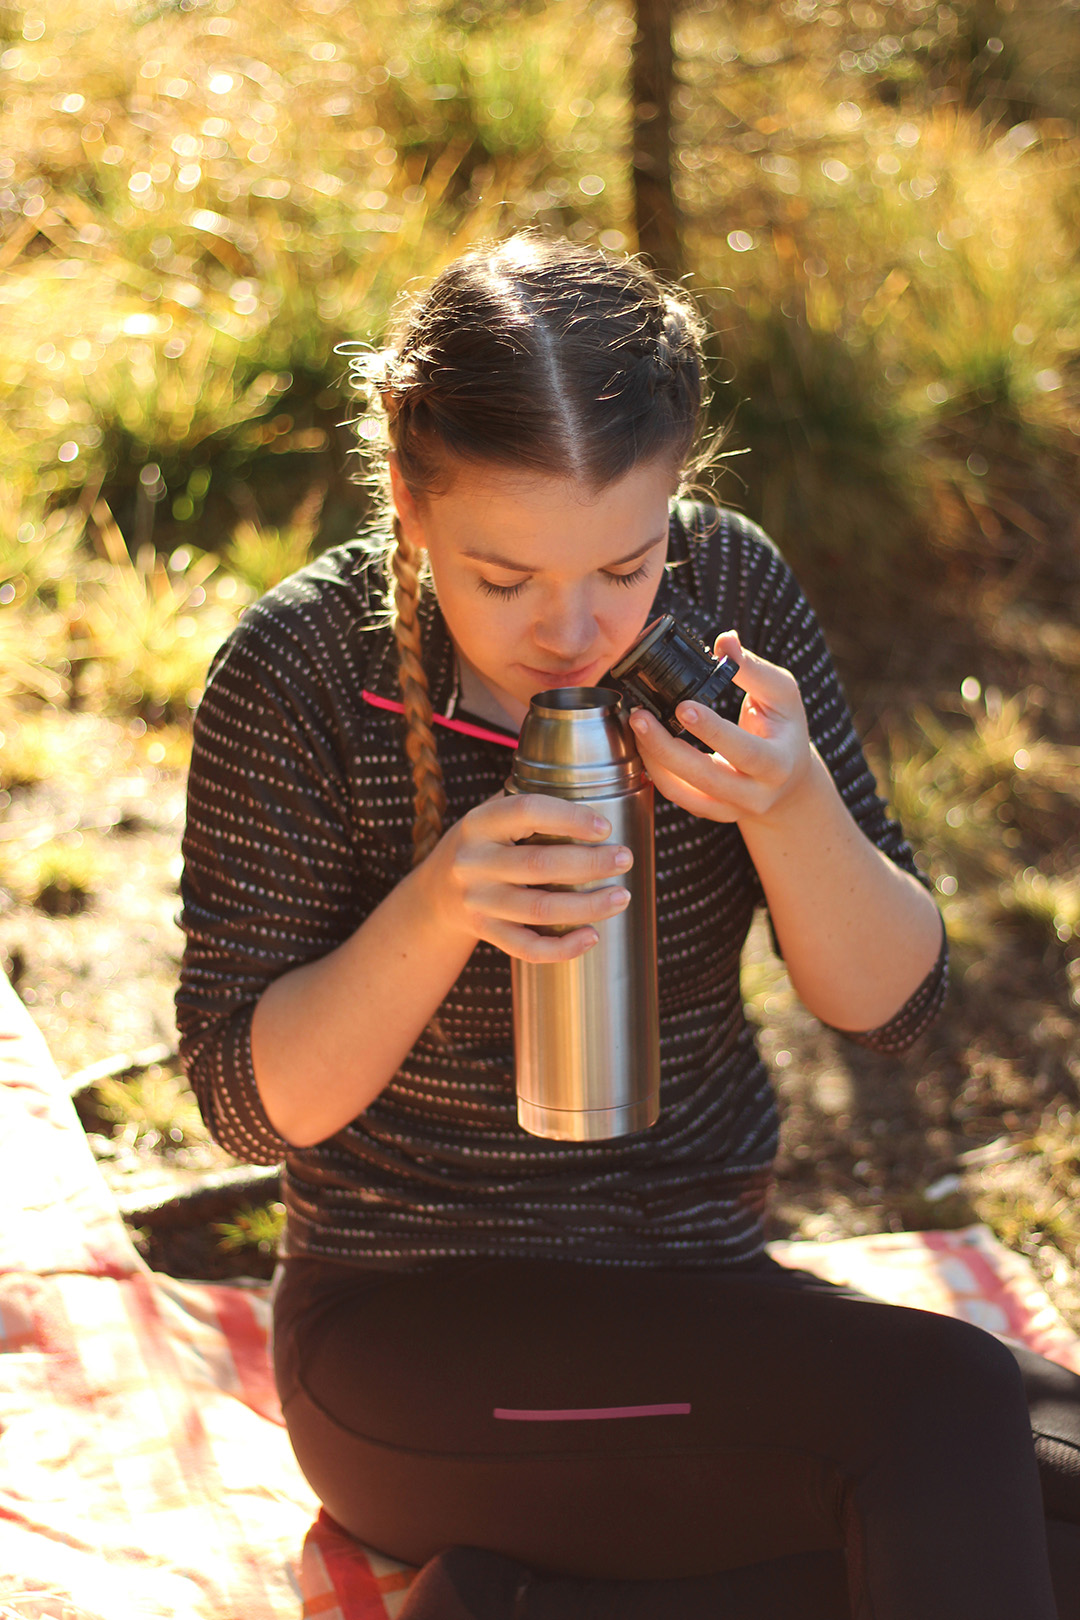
[1,969,1077,1619]
[0,971,415,1620]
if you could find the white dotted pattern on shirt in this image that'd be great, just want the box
[176,506,947,1270]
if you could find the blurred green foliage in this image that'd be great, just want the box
[214,1200,287,1257]
[0,0,635,527]
[1,0,1078,706]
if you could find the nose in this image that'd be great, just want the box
[531,587,598,663]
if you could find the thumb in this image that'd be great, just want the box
[712,630,796,711]
[713,629,751,694]
[713,628,743,668]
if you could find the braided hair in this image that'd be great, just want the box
[389,512,447,863]
[351,233,709,865]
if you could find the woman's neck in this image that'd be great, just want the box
[455,654,525,732]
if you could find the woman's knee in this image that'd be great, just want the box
[870,1307,1030,1445]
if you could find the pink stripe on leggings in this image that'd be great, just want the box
[493,1403,691,1421]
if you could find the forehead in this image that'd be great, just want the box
[419,460,677,569]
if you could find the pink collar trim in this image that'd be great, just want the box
[361,688,518,749]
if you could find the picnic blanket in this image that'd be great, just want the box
[2,967,1078,1620]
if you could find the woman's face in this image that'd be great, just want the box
[392,457,677,727]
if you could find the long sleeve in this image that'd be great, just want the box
[688,506,948,1053]
[177,578,369,1163]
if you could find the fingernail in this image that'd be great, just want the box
[681,703,699,723]
[613,848,632,870]
[609,889,630,909]
[590,815,608,833]
[629,711,647,732]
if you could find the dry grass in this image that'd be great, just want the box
[0,0,632,517]
[224,482,325,598]
[0,839,103,915]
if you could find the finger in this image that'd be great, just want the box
[642,753,763,823]
[630,706,771,792]
[471,791,614,846]
[475,880,632,931]
[712,630,801,715]
[487,836,632,886]
[669,701,776,776]
[481,920,603,965]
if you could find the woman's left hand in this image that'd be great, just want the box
[628,630,813,825]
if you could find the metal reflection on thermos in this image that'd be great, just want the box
[507,686,660,1142]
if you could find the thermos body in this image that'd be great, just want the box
[507,687,661,1142]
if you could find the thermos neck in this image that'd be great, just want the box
[509,686,644,797]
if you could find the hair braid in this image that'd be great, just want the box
[390,514,446,865]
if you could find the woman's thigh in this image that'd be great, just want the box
[273,1255,1053,1597]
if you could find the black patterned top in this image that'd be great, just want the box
[176,503,946,1269]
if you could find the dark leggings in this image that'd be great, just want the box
[272,1254,1080,1619]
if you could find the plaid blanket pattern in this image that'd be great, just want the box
[1,969,1077,1619]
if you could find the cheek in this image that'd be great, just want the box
[605,587,654,637]
[466,597,530,658]
[434,571,502,642]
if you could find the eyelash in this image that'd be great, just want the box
[478,578,527,599]
[608,563,651,590]
[477,563,651,600]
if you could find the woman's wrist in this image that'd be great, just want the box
[410,819,481,949]
[733,739,823,835]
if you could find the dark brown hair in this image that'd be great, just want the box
[352,233,709,864]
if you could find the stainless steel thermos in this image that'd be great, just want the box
[507,686,660,1142]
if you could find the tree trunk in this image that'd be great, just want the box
[631,0,683,280]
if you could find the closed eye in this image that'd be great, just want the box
[477,578,527,599]
[605,562,652,589]
[478,559,654,599]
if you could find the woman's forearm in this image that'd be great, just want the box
[630,634,944,1034]
[249,788,633,1149]
[739,748,944,1032]
[250,858,475,1148]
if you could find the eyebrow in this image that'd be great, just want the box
[461,532,667,573]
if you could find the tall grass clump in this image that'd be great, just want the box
[1,0,645,722]
[224,482,325,598]
[76,500,246,719]
[672,2,1080,585]
[0,0,635,552]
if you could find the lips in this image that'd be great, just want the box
[520,661,602,688]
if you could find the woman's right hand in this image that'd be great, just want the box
[423,792,633,963]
